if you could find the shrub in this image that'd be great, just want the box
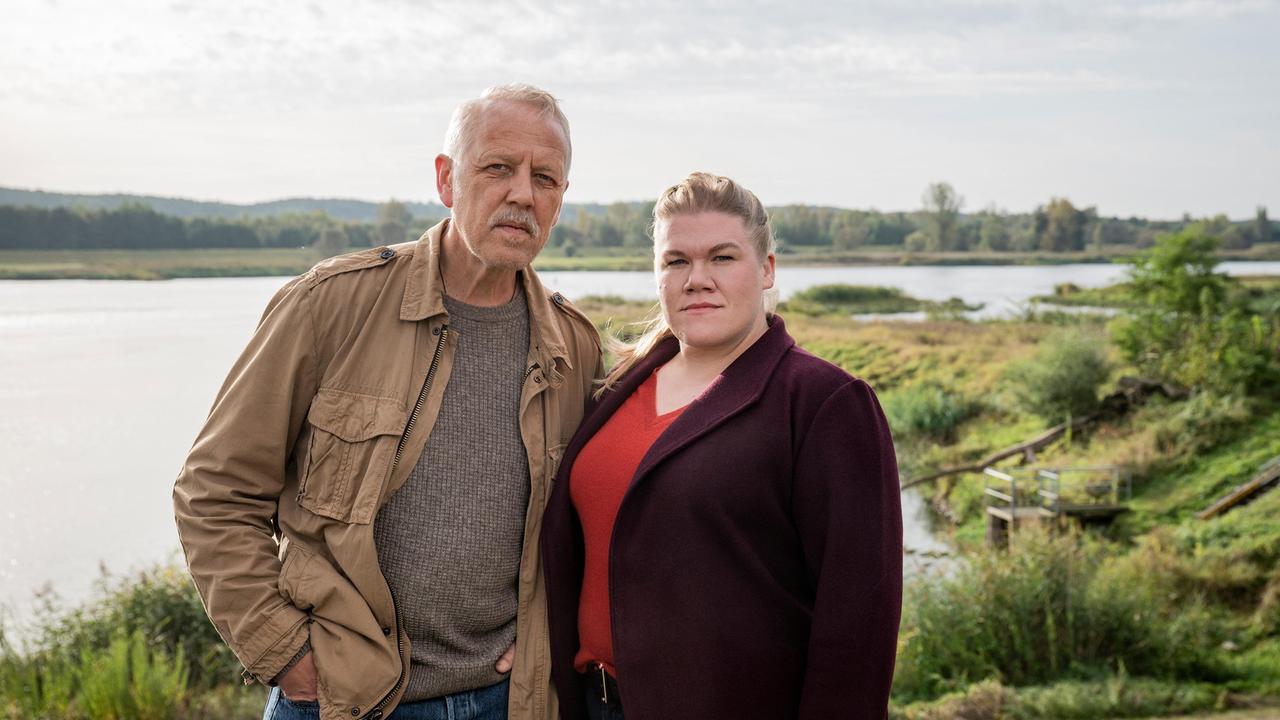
[1111,229,1280,394]
[1150,391,1252,459]
[893,530,1225,701]
[881,384,970,443]
[1003,329,1110,423]
[1,627,76,719]
[31,564,238,690]
[78,631,188,720]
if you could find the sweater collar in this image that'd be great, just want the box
[400,219,571,368]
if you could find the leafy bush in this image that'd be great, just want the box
[1111,229,1280,393]
[1151,392,1252,459]
[77,631,188,720]
[893,530,1226,701]
[0,562,245,719]
[30,564,237,690]
[881,384,971,443]
[1003,329,1110,422]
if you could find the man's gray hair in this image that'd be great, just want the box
[442,83,572,171]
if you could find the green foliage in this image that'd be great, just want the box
[24,565,238,691]
[1111,229,1280,393]
[0,564,245,718]
[786,284,918,315]
[313,227,349,259]
[882,384,971,443]
[893,530,1227,701]
[1,627,77,718]
[921,182,963,251]
[1150,392,1252,460]
[77,632,188,720]
[783,284,981,318]
[1035,198,1092,252]
[1003,329,1110,422]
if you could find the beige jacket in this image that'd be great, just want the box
[173,220,602,720]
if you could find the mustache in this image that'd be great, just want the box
[490,208,541,238]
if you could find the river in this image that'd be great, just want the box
[3,262,1277,628]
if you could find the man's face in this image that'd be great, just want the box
[436,100,570,271]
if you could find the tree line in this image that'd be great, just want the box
[0,201,443,253]
[0,187,1273,254]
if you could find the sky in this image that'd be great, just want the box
[2,0,1278,219]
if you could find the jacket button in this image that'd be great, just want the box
[379,248,395,260]
[351,708,360,717]
[382,626,392,636]
[534,375,543,383]
[432,326,440,336]
[552,292,565,305]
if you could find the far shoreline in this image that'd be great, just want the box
[3,245,1279,280]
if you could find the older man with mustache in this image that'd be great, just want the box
[174,84,602,720]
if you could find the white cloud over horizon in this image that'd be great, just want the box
[2,0,1278,218]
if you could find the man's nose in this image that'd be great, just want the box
[506,167,535,207]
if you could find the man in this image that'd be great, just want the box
[174,84,602,720]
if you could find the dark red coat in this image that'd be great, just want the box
[541,317,903,720]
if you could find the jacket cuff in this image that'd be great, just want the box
[242,607,310,685]
[268,638,312,687]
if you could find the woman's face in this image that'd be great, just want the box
[655,211,775,355]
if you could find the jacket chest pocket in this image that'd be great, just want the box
[298,388,407,524]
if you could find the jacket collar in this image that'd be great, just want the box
[400,219,572,370]
[567,315,795,484]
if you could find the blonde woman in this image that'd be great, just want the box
[541,172,902,720]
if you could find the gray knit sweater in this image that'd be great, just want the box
[373,285,531,701]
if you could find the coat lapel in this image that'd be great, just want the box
[632,317,795,486]
[557,337,679,484]
[556,317,797,499]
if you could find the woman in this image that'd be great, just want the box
[541,172,903,720]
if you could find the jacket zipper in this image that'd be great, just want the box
[365,325,448,719]
[390,325,449,476]
[364,587,405,720]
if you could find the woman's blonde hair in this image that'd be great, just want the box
[598,172,776,396]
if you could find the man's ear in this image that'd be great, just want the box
[435,154,455,209]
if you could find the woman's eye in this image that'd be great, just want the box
[713,255,735,262]
[664,258,688,267]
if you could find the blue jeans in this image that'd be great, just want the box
[263,679,510,720]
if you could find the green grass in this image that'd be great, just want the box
[0,248,321,280]
[889,676,1246,720]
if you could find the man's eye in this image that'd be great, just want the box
[535,173,558,186]
[486,164,509,173]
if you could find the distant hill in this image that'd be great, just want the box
[0,187,653,224]
[0,187,445,223]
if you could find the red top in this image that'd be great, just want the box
[570,369,685,675]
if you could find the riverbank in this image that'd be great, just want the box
[3,244,1279,279]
